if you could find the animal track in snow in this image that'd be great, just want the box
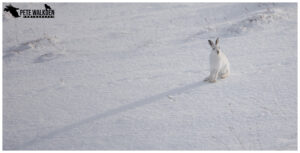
[3,35,66,63]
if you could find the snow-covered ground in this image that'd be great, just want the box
[3,3,297,150]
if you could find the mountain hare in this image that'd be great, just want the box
[204,38,230,83]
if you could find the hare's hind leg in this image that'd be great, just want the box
[220,68,230,79]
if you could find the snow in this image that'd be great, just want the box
[3,3,297,150]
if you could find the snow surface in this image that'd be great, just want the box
[3,3,297,150]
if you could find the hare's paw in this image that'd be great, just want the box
[220,74,228,79]
[209,79,216,83]
[204,76,217,83]
[220,72,229,79]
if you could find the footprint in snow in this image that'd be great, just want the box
[34,52,63,63]
[167,95,175,101]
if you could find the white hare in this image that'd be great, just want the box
[204,38,230,83]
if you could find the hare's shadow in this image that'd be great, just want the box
[17,81,209,149]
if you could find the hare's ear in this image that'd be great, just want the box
[215,37,219,46]
[208,40,214,48]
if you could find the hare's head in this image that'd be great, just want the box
[208,38,220,54]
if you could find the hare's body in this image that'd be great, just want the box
[204,38,230,83]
